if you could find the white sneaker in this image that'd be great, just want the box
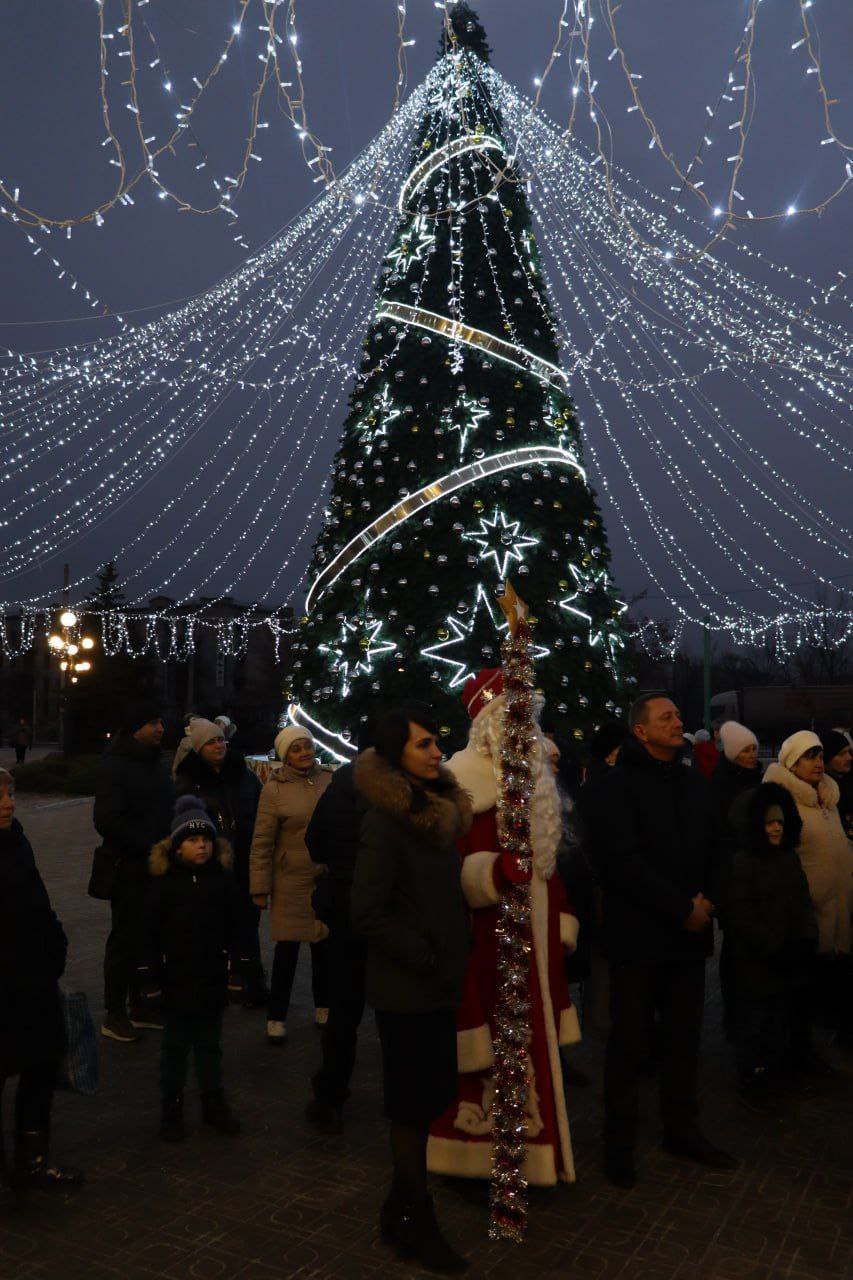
[266,1019,287,1045]
[314,1007,329,1027]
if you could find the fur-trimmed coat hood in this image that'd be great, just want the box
[141,835,239,1014]
[148,835,233,877]
[762,762,852,954]
[351,749,472,1015]
[354,748,472,846]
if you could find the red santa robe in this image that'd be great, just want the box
[427,742,580,1186]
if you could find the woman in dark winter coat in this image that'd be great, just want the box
[0,769,82,1194]
[141,798,241,1141]
[174,718,265,1005]
[728,783,818,1111]
[711,721,762,828]
[711,720,762,1037]
[351,704,472,1276]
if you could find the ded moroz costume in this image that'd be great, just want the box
[427,668,581,1186]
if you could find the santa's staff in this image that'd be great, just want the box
[490,582,536,1241]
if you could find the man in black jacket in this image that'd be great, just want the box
[304,721,374,1133]
[94,699,173,1043]
[582,692,738,1187]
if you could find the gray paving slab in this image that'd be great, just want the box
[1,799,851,1280]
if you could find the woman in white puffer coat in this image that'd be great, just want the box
[764,732,851,956]
[763,730,852,1067]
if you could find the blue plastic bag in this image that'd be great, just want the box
[57,991,100,1097]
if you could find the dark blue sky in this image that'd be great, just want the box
[2,1,851,631]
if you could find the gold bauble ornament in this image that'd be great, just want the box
[473,498,484,511]
[437,626,449,641]
[358,635,371,651]
[558,580,569,590]
[440,725,451,737]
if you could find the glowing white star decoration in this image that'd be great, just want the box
[558,563,627,661]
[354,383,401,454]
[463,508,538,579]
[423,584,549,688]
[445,394,490,456]
[386,215,436,274]
[319,615,396,697]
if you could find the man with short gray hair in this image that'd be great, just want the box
[582,692,738,1188]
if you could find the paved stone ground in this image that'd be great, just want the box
[2,797,851,1280]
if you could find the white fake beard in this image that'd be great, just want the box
[469,699,562,881]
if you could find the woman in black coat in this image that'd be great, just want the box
[174,725,265,1005]
[728,782,819,1111]
[0,769,82,1193]
[351,704,472,1276]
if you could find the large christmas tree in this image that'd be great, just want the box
[288,4,628,752]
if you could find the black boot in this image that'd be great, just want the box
[201,1090,241,1135]
[405,1194,468,1274]
[305,1098,343,1135]
[160,1095,186,1142]
[242,964,270,1010]
[11,1129,84,1193]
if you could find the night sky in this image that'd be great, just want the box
[2,1,851,638]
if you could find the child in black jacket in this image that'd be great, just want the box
[728,782,819,1112]
[141,797,240,1141]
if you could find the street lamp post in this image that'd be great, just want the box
[47,564,96,753]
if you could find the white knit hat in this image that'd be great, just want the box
[215,715,236,740]
[274,725,314,762]
[778,730,822,772]
[189,717,225,753]
[719,720,758,763]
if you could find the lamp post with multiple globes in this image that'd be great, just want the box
[46,564,96,751]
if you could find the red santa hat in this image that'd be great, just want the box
[462,668,505,723]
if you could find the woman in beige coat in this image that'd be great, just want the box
[250,727,332,1045]
[763,730,853,1069]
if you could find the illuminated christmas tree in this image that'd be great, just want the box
[288,4,628,751]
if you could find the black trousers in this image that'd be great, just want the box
[15,745,27,765]
[103,861,148,1014]
[312,931,367,1107]
[1,1060,57,1156]
[604,959,706,1152]
[160,1010,223,1097]
[269,938,330,1021]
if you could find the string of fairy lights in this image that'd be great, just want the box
[1,28,851,659]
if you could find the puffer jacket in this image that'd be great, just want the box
[351,749,472,1014]
[727,783,818,1000]
[141,837,239,1013]
[249,763,332,942]
[762,762,852,954]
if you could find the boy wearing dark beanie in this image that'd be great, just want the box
[140,797,241,1141]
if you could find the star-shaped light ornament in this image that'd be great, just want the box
[424,585,547,689]
[354,383,401,455]
[386,215,436,275]
[558,563,627,662]
[319,616,396,698]
[464,508,538,580]
[445,394,490,457]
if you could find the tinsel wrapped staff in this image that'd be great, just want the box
[489,581,536,1241]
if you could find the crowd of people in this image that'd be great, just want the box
[1,687,851,1275]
